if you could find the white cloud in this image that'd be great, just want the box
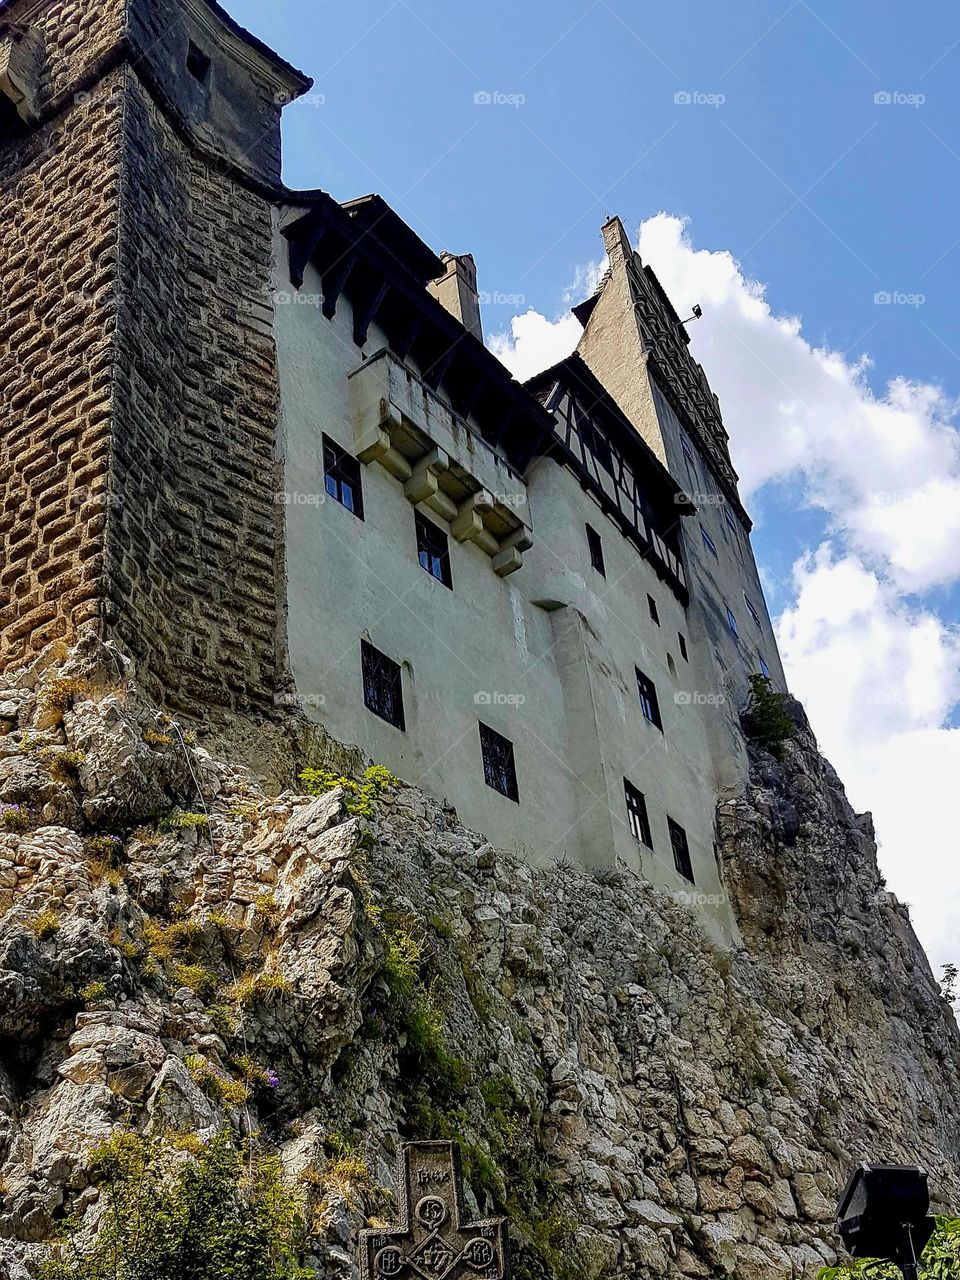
[491,215,960,973]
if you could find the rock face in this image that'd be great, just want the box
[0,638,958,1280]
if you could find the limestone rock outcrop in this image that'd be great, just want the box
[0,638,957,1279]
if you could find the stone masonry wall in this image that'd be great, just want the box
[0,69,125,673]
[105,70,284,716]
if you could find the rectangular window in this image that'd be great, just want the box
[415,511,453,588]
[678,632,688,662]
[361,640,404,730]
[759,655,770,679]
[635,667,663,730]
[744,595,763,628]
[725,605,739,639]
[724,505,738,534]
[681,435,695,463]
[586,523,605,576]
[323,434,364,519]
[479,722,519,802]
[187,42,212,83]
[700,524,718,559]
[647,594,660,626]
[624,779,652,848]
[668,817,694,883]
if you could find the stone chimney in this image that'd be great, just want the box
[428,252,483,341]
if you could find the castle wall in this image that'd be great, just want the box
[0,67,125,671]
[106,68,284,713]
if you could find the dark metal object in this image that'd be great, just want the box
[836,1163,936,1279]
[359,1141,510,1280]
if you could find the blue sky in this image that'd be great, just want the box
[227,0,960,973]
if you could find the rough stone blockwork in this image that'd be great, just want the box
[0,63,125,671]
[107,73,284,716]
[0,638,957,1279]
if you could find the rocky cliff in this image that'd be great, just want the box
[0,637,958,1279]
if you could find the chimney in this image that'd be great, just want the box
[428,252,483,342]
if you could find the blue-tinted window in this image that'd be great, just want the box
[700,525,718,559]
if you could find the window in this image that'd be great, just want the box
[744,595,763,628]
[678,632,688,662]
[479,722,519,801]
[186,42,212,82]
[323,434,364,519]
[415,511,452,588]
[725,605,739,639]
[681,435,695,463]
[668,817,694,883]
[724,505,738,534]
[647,594,660,626]
[700,524,718,559]
[624,780,652,848]
[361,640,404,730]
[635,667,662,730]
[758,655,770,679]
[667,653,677,678]
[586,523,605,576]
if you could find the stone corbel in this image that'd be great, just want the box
[355,415,411,481]
[451,490,493,545]
[404,448,449,504]
[492,527,532,578]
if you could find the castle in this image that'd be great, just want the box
[1,0,785,941]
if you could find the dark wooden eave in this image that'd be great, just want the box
[281,191,554,472]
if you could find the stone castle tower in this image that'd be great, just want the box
[0,0,310,715]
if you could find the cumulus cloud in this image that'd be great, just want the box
[490,216,960,971]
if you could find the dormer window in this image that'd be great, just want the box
[187,42,212,84]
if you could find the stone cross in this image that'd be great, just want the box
[359,1140,510,1280]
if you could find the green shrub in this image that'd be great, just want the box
[819,1217,960,1278]
[298,764,397,818]
[745,674,795,759]
[158,811,209,835]
[0,803,31,833]
[40,1128,314,1279]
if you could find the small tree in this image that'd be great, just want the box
[41,1129,314,1280]
[940,963,958,1005]
[744,674,795,759]
[818,1216,960,1279]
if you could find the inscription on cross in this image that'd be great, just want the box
[359,1141,510,1280]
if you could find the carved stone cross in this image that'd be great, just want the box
[359,1140,510,1280]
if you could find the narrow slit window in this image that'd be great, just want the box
[479,722,519,801]
[624,779,652,848]
[725,605,739,639]
[647,594,660,626]
[678,632,688,662]
[361,640,404,730]
[700,524,719,559]
[744,595,763,628]
[586,523,605,577]
[759,655,770,679]
[635,667,662,730]
[724,505,738,534]
[415,511,453,588]
[187,42,212,83]
[323,433,364,519]
[668,817,694,883]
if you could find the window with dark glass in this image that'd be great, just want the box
[759,655,770,679]
[635,667,662,730]
[725,605,739,639]
[668,817,694,882]
[647,594,660,626]
[678,632,688,662]
[415,511,452,588]
[361,640,404,730]
[700,524,718,559]
[323,434,364,519]
[624,779,652,848]
[187,42,212,82]
[586,523,605,577]
[479,722,519,801]
[744,595,762,628]
[681,435,695,463]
